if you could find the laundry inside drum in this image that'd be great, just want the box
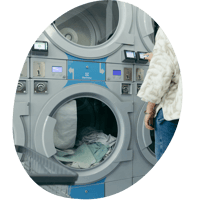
[53,98,118,169]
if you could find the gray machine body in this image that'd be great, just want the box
[13,1,157,197]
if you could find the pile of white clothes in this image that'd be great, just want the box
[77,132,116,147]
[53,100,77,150]
[55,127,117,169]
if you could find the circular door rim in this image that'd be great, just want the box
[34,83,133,184]
[136,8,155,52]
[137,102,157,165]
[44,1,133,59]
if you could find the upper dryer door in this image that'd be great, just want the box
[44,1,134,59]
[136,8,156,52]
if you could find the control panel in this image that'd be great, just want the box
[112,69,122,81]
[52,65,65,78]
[136,52,148,64]
[31,41,48,56]
[31,58,67,79]
[106,63,133,82]
[122,50,149,64]
[122,50,137,63]
[136,68,144,81]
[124,68,132,81]
[33,62,45,77]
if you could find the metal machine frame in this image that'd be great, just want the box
[13,1,158,198]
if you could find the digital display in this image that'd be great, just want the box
[34,42,48,50]
[139,53,147,59]
[126,51,135,58]
[52,66,63,73]
[113,70,121,76]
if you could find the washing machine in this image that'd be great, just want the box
[13,0,159,198]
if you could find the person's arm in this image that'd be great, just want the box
[144,102,155,130]
[137,28,174,104]
[137,28,174,130]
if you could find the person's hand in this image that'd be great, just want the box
[144,112,154,130]
[144,53,153,62]
[144,102,156,130]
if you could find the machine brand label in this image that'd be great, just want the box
[68,61,106,81]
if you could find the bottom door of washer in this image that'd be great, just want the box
[34,83,133,185]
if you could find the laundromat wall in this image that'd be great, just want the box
[14,0,158,198]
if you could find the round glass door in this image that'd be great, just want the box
[52,97,118,170]
[54,1,119,46]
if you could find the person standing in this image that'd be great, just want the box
[137,28,182,161]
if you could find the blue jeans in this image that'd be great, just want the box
[154,109,179,161]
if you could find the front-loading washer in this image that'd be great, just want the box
[13,1,159,198]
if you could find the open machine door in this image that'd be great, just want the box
[34,83,133,184]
